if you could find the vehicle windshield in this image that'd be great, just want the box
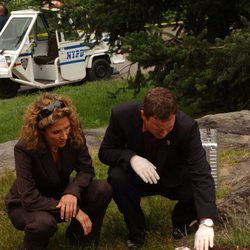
[0,17,32,51]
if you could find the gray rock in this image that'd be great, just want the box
[217,174,250,222]
[0,128,106,176]
[197,110,250,148]
[197,110,250,222]
[85,127,106,150]
[0,140,17,176]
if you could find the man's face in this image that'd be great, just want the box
[0,7,5,16]
[141,110,176,139]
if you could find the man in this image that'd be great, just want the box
[99,87,217,249]
[0,4,8,31]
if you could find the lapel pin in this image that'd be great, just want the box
[166,140,170,145]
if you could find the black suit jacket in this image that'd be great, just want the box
[5,135,95,215]
[0,16,8,31]
[99,102,217,219]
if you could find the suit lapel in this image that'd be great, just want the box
[60,144,75,177]
[155,117,177,174]
[131,105,144,155]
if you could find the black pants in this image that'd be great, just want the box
[108,167,197,242]
[7,180,112,250]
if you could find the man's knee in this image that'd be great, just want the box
[108,167,131,187]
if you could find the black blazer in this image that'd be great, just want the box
[5,135,95,215]
[99,102,217,219]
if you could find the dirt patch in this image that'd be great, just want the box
[213,247,250,250]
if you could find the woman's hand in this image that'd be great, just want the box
[56,194,77,221]
[75,209,92,235]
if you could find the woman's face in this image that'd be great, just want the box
[43,116,71,150]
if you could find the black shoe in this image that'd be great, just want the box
[65,229,82,246]
[65,228,99,249]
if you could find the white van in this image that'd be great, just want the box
[0,9,124,98]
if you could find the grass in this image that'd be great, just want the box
[217,214,250,248]
[1,150,250,249]
[216,148,250,200]
[214,148,250,248]
[0,79,249,249]
[0,79,149,143]
[219,148,250,165]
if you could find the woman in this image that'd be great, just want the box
[5,93,112,249]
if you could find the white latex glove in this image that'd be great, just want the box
[130,155,160,184]
[194,224,214,250]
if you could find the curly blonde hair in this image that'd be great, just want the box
[21,93,84,150]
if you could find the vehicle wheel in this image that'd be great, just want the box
[0,78,19,98]
[87,58,112,81]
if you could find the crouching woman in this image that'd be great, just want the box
[5,93,112,249]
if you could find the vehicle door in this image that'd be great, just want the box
[0,12,37,80]
[56,30,86,81]
[32,14,50,58]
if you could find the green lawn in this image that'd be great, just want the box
[0,79,149,143]
[1,150,250,249]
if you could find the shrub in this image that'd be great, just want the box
[122,25,250,115]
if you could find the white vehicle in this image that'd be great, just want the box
[0,9,124,98]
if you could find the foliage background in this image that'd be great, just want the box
[3,0,250,115]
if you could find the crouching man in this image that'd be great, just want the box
[99,87,217,249]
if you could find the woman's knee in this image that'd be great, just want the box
[25,211,57,234]
[87,180,112,205]
[7,206,26,230]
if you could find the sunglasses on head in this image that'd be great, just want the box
[37,100,65,122]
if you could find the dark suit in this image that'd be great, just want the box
[0,15,8,31]
[5,136,112,249]
[99,102,217,241]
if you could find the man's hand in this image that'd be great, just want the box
[75,209,92,235]
[130,155,160,184]
[194,224,214,250]
[56,194,77,221]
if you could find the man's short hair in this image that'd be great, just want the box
[142,87,177,120]
[0,4,8,15]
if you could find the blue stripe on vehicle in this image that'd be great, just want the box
[63,44,84,50]
[60,59,85,66]
[19,53,32,57]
